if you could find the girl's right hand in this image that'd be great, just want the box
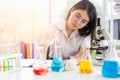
[39,28,58,54]
[42,28,58,45]
[74,47,89,63]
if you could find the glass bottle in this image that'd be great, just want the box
[79,47,93,74]
[33,46,48,75]
[51,45,64,72]
[102,40,120,78]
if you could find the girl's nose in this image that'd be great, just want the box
[76,19,82,26]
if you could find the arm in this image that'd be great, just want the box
[39,23,58,58]
[72,35,91,64]
[75,35,91,64]
[64,47,90,71]
[39,40,49,56]
[74,47,89,64]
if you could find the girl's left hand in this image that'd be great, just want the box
[64,58,78,71]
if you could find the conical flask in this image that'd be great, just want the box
[51,45,64,72]
[79,47,93,74]
[102,40,120,78]
[33,46,48,75]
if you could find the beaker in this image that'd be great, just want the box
[101,40,120,78]
[33,46,48,75]
[51,45,64,72]
[79,47,93,74]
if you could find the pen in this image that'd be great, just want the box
[22,65,33,68]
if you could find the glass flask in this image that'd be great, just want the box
[33,46,48,75]
[79,47,93,74]
[51,45,64,72]
[102,40,120,78]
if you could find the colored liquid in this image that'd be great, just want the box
[79,60,93,74]
[102,60,120,78]
[51,57,64,72]
[8,58,13,70]
[33,68,48,75]
[4,59,9,71]
[12,58,16,70]
[0,63,1,72]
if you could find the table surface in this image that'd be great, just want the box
[0,59,120,80]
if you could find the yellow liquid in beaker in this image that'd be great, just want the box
[79,60,93,74]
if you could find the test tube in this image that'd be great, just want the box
[8,58,13,70]
[4,58,9,71]
[0,59,4,72]
[12,58,16,70]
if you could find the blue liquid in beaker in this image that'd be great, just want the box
[102,60,120,78]
[51,57,64,72]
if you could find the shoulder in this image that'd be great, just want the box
[85,34,91,39]
[81,34,91,48]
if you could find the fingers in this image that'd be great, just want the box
[44,29,58,42]
[65,62,75,71]
[64,58,78,71]
[77,47,89,60]
[44,32,54,41]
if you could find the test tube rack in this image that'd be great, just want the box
[0,53,22,75]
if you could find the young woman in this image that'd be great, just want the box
[41,0,97,71]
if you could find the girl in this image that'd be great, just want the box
[41,0,97,71]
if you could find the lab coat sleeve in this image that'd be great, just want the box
[81,35,91,48]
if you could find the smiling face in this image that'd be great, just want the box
[66,9,89,31]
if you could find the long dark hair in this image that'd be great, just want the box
[66,0,97,39]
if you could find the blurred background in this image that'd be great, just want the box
[0,0,104,43]
[0,0,120,58]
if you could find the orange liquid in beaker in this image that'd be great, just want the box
[79,60,93,74]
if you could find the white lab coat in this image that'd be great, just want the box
[48,20,91,59]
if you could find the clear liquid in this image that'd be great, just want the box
[102,60,120,78]
[51,57,64,72]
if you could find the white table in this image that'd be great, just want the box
[0,59,120,80]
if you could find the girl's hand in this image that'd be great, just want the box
[75,47,89,63]
[39,28,58,55]
[64,57,78,71]
[42,28,58,45]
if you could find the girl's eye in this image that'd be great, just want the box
[82,20,87,24]
[75,14,80,19]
